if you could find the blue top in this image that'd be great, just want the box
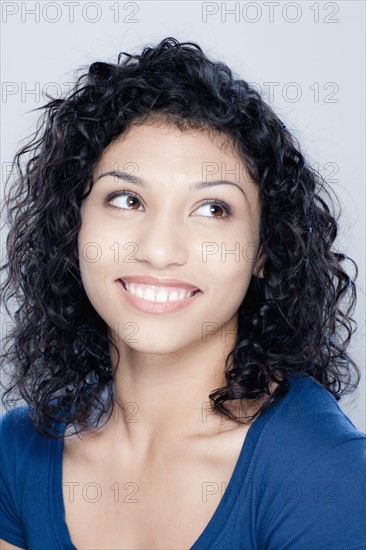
[1,371,366,550]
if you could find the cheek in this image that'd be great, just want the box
[205,239,258,303]
[217,263,253,304]
[203,235,258,277]
[78,212,113,266]
[79,207,139,266]
[77,218,110,291]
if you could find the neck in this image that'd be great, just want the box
[102,320,242,455]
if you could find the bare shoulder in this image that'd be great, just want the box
[0,539,25,550]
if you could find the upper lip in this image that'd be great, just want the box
[118,275,201,291]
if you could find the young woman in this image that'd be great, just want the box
[1,37,365,550]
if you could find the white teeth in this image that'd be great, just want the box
[168,291,178,302]
[155,289,169,302]
[123,282,195,303]
[135,286,144,298]
[144,288,156,301]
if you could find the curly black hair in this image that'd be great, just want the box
[0,36,360,439]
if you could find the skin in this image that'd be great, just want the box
[77,118,267,464]
[0,541,23,550]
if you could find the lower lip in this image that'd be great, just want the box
[116,280,202,314]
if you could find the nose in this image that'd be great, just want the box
[134,211,188,268]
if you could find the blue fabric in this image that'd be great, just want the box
[1,371,365,550]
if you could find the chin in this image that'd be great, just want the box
[116,332,195,356]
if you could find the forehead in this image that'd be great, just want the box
[84,120,261,217]
[92,121,256,196]
[95,120,241,167]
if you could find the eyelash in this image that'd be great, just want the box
[104,189,234,219]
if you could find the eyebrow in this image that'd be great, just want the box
[95,170,249,202]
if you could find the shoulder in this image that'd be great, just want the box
[249,372,366,488]
[0,405,35,447]
[260,436,366,549]
[0,404,57,466]
[254,373,366,549]
[269,372,365,445]
[261,373,366,479]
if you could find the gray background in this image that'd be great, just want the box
[1,1,365,430]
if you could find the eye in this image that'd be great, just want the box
[194,199,232,220]
[104,190,233,220]
[105,190,143,210]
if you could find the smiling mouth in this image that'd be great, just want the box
[119,279,201,303]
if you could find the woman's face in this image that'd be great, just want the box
[78,120,263,354]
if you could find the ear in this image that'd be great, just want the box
[253,243,266,278]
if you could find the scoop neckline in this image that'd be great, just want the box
[49,372,303,550]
